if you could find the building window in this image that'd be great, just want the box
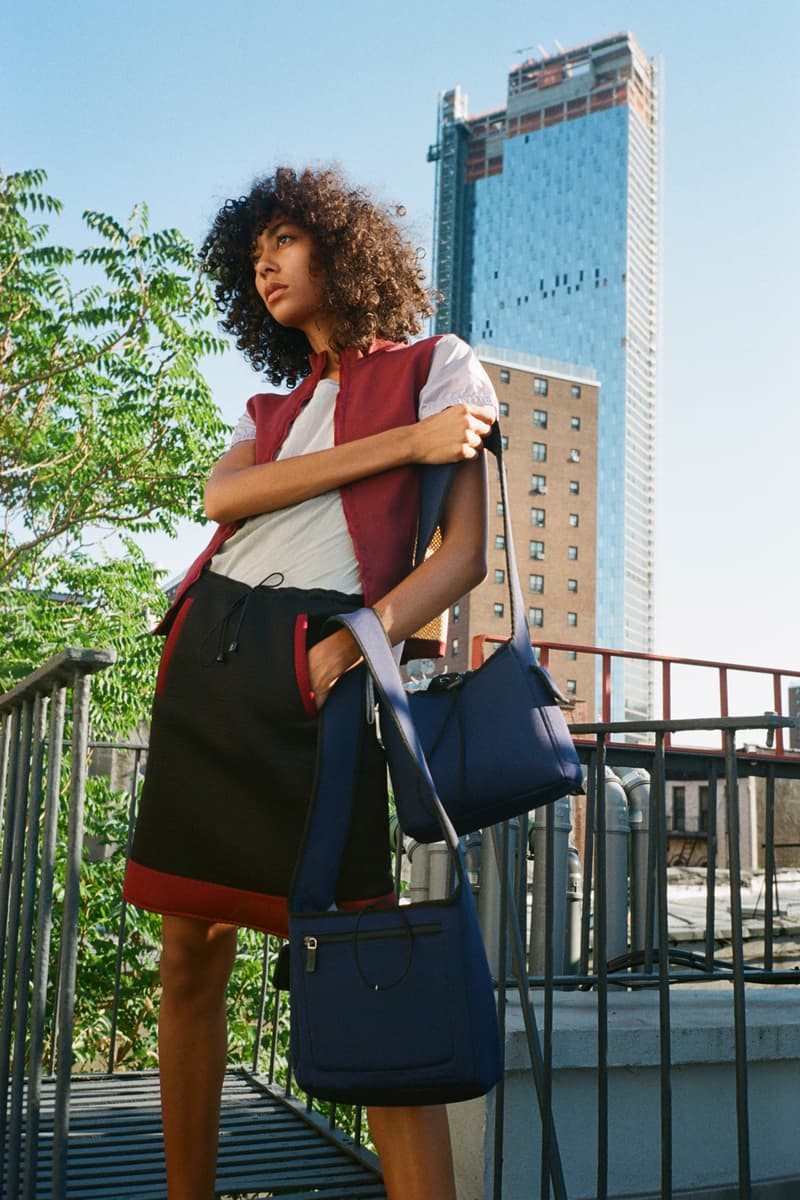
[529,574,544,593]
[569,513,579,527]
[451,638,459,654]
[501,435,509,449]
[500,369,510,384]
[532,442,547,462]
[569,480,580,495]
[566,679,577,694]
[567,578,578,593]
[452,603,460,621]
[499,401,510,417]
[567,612,577,627]
[568,449,581,463]
[672,785,686,831]
[495,535,505,550]
[529,607,544,628]
[698,785,710,833]
[566,649,577,660]
[530,540,544,560]
[493,602,505,618]
[531,507,545,528]
[494,568,505,584]
[571,416,581,431]
[533,409,548,429]
[568,546,578,560]
[534,377,548,396]
[496,501,504,516]
[531,474,546,494]
[571,384,581,399]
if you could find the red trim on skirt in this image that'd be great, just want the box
[123,859,395,939]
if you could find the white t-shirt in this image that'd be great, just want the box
[209,335,497,592]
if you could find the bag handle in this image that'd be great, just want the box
[288,611,467,915]
[416,421,531,660]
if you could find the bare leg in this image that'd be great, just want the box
[158,915,238,1200]
[367,1104,456,1200]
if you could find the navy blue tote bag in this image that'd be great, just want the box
[382,423,583,842]
[288,650,502,1108]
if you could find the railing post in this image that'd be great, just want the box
[51,672,94,1199]
[24,683,68,1199]
[723,730,752,1199]
[7,695,48,1200]
[0,704,31,1172]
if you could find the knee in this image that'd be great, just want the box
[159,917,237,1007]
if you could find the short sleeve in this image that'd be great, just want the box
[417,334,498,420]
[229,411,256,447]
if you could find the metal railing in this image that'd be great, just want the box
[4,648,800,1200]
[0,649,115,1200]
[476,712,800,1200]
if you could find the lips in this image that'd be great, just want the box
[265,284,287,305]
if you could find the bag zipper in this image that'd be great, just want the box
[303,922,442,973]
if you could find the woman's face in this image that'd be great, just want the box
[252,218,330,343]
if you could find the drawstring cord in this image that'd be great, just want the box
[203,572,285,664]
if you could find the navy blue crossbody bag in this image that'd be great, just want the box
[287,619,502,1107]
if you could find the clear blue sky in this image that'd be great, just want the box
[5,0,799,715]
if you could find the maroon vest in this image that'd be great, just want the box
[156,337,443,656]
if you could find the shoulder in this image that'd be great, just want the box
[418,335,498,419]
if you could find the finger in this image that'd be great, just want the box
[465,403,497,422]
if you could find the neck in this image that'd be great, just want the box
[304,316,340,380]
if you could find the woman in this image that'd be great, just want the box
[124,165,497,1200]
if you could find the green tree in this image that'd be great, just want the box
[0,168,228,733]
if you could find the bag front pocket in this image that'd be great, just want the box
[293,613,318,719]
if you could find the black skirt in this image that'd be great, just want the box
[123,570,393,936]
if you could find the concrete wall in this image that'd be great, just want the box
[448,990,800,1200]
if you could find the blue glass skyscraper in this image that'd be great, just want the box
[430,33,660,718]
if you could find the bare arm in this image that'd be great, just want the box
[204,402,495,523]
[307,454,489,708]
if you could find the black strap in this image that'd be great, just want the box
[416,422,531,658]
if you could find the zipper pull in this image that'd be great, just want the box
[304,935,318,973]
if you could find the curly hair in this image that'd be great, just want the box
[200,166,434,387]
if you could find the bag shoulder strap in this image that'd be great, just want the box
[288,614,466,915]
[416,422,531,659]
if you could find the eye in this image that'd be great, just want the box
[276,233,293,246]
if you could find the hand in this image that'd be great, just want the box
[411,403,496,465]
[307,629,362,710]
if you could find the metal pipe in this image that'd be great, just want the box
[529,796,571,975]
[617,767,654,955]
[405,839,430,904]
[563,838,583,976]
[427,840,451,902]
[602,770,629,967]
[479,818,518,980]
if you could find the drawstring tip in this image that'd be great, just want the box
[216,651,225,663]
[228,640,240,653]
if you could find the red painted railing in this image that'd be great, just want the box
[470,636,800,758]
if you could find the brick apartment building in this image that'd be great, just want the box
[410,348,599,718]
